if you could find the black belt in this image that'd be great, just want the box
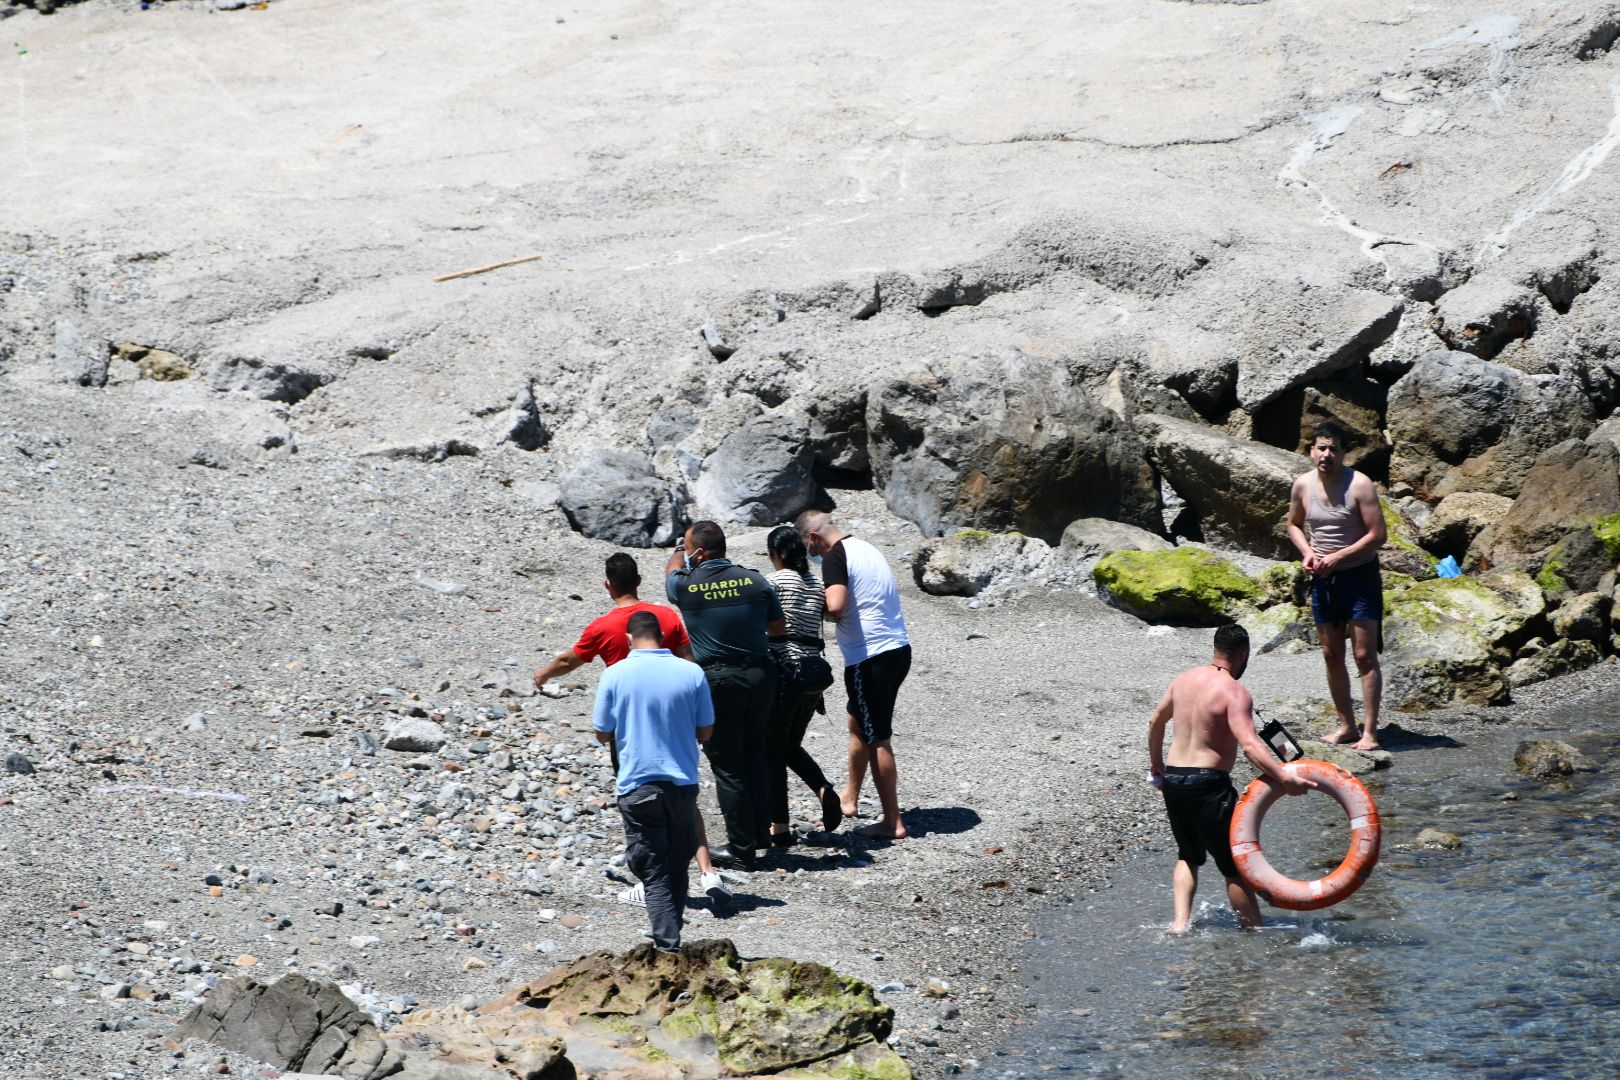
[699,656,770,670]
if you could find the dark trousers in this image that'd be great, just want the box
[703,660,776,855]
[617,781,700,950]
[770,684,831,824]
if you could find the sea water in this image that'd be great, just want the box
[987,702,1620,1078]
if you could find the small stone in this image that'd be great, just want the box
[233,955,258,968]
[350,936,380,949]
[462,957,486,971]
[536,909,558,923]
[47,965,75,981]
[3,752,35,776]
[203,874,224,887]
[472,817,492,834]
[384,718,448,754]
[208,886,224,898]
[126,942,152,957]
[877,981,907,994]
[558,914,586,930]
[1415,828,1463,849]
[100,983,131,1000]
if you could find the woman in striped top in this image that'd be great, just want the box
[766,525,843,842]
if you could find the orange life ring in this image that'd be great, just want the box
[1229,759,1381,911]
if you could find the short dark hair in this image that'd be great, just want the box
[688,520,726,557]
[605,552,640,592]
[626,610,663,643]
[1213,624,1249,657]
[1311,420,1348,447]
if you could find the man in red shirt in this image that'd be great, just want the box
[536,553,693,677]
[534,553,729,906]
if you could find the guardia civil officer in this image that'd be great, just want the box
[665,520,787,872]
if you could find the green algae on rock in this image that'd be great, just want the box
[1094,547,1262,625]
[1381,569,1545,710]
[1380,498,1438,579]
[388,940,909,1079]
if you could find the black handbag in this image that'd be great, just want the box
[788,652,836,694]
[773,634,835,694]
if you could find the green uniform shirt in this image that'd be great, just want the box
[666,558,784,664]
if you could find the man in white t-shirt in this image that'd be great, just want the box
[795,512,912,840]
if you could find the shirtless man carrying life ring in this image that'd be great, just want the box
[1147,625,1314,933]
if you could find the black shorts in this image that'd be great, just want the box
[1309,560,1382,626]
[844,645,911,746]
[1161,767,1240,879]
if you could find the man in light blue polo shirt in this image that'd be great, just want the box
[593,611,714,951]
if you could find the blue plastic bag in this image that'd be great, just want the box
[1436,555,1462,578]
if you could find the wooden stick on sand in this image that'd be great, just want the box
[433,254,542,283]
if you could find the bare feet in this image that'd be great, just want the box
[1352,738,1382,751]
[853,820,908,840]
[840,795,861,818]
[1168,922,1190,935]
[1320,726,1358,745]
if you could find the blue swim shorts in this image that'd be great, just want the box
[1309,560,1382,626]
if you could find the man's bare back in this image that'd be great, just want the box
[1160,664,1250,773]
[1146,627,1312,933]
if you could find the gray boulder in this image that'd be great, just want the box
[1233,289,1403,410]
[1135,414,1306,559]
[494,383,547,452]
[868,352,1159,543]
[178,975,402,1080]
[1386,351,1595,501]
[1480,438,1620,567]
[55,320,110,387]
[1418,491,1513,558]
[1551,591,1609,643]
[383,718,448,754]
[209,356,330,404]
[1414,828,1464,849]
[693,411,818,526]
[1238,602,1313,654]
[912,532,1052,597]
[1059,517,1171,559]
[557,450,688,548]
[803,384,869,474]
[1505,639,1603,689]
[1381,570,1544,710]
[1295,739,1392,775]
[1513,739,1598,780]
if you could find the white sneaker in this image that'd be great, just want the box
[617,882,646,907]
[700,871,732,905]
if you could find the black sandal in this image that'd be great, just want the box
[818,786,844,834]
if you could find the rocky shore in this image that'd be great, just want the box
[8,0,1620,1075]
[0,396,1264,1078]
